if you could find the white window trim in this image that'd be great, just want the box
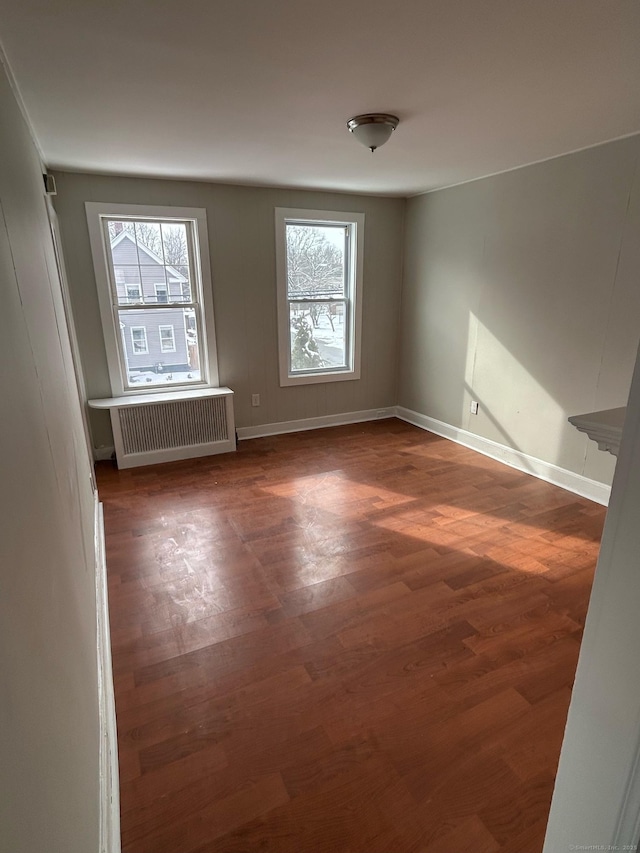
[275,208,364,387]
[86,202,219,396]
[159,324,176,353]
[130,326,148,355]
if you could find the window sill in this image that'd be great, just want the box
[280,369,360,387]
[88,386,233,410]
[568,406,626,457]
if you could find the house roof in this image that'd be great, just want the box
[0,0,638,195]
[110,231,187,282]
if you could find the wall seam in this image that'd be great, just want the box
[0,37,47,167]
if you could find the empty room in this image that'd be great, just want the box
[1,1,640,852]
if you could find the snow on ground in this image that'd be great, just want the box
[128,369,201,387]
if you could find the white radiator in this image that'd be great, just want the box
[89,388,236,469]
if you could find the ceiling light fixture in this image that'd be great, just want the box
[347,113,399,152]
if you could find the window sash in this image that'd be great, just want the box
[98,213,208,391]
[87,202,219,396]
[275,208,364,387]
[287,298,349,375]
[285,221,349,300]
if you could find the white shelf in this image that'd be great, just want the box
[88,386,233,409]
[568,406,626,457]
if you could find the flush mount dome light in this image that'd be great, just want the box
[347,113,399,152]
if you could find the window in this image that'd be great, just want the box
[126,285,141,303]
[159,325,176,353]
[275,208,364,386]
[86,203,219,394]
[130,326,148,354]
[154,283,168,304]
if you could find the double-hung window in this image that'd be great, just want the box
[154,283,168,304]
[86,203,219,394]
[159,325,176,353]
[126,284,141,304]
[275,208,364,386]
[130,326,148,355]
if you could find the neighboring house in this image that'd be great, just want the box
[110,231,196,377]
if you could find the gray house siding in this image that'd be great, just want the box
[119,309,190,373]
[111,234,187,303]
[111,234,191,375]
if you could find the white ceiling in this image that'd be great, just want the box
[1,0,639,196]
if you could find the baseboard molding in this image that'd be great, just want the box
[236,407,395,441]
[97,403,610,504]
[395,406,611,506]
[95,498,121,853]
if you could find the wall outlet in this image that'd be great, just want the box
[470,400,479,415]
[251,393,260,407]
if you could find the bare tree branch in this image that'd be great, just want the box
[286,225,344,296]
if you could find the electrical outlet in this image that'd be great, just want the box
[470,400,479,415]
[251,394,260,407]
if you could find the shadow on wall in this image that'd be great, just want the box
[462,313,569,469]
[399,138,640,484]
[461,305,630,480]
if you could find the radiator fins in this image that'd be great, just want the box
[118,396,228,455]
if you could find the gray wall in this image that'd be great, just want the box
[53,173,405,451]
[398,135,640,486]
[0,61,100,852]
[53,136,640,487]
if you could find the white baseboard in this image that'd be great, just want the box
[99,400,609,505]
[395,406,611,506]
[95,498,120,853]
[236,407,395,441]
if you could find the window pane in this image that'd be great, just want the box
[133,221,163,264]
[289,301,347,372]
[285,224,346,298]
[118,307,202,389]
[113,266,142,305]
[169,267,192,302]
[161,224,188,262]
[161,224,192,301]
[107,220,192,305]
[107,221,138,259]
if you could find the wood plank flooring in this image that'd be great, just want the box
[97,419,606,852]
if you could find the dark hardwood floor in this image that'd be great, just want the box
[97,419,606,852]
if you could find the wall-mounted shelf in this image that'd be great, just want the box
[568,407,626,457]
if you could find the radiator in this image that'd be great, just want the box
[89,388,236,469]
